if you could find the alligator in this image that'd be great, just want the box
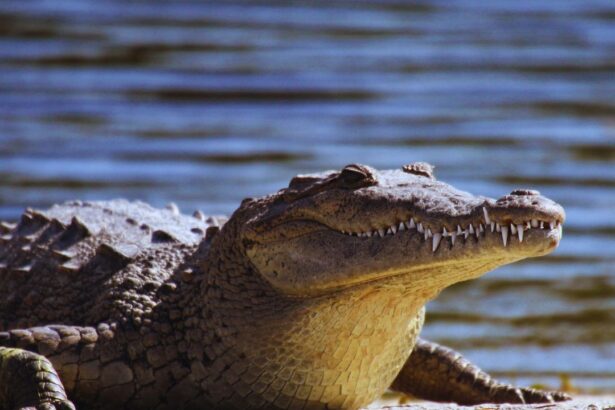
[0,163,569,410]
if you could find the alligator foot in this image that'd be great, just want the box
[391,338,571,405]
[0,347,76,410]
[16,399,76,410]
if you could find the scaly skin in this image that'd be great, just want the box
[0,163,569,409]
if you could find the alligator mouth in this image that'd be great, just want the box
[336,207,563,252]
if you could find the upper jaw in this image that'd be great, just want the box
[334,190,565,252]
[245,181,565,254]
[338,206,563,251]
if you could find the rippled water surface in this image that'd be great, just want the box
[0,0,614,395]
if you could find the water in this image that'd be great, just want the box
[0,0,614,395]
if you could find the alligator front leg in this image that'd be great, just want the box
[390,338,571,405]
[0,347,74,410]
[0,324,113,410]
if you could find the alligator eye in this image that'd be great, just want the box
[339,164,376,188]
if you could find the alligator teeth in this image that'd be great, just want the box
[501,226,509,247]
[483,207,491,224]
[517,224,524,242]
[337,215,561,250]
[425,228,432,240]
[432,233,442,252]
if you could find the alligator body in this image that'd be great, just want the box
[0,163,568,410]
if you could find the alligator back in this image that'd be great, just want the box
[0,200,221,331]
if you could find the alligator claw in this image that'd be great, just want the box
[491,385,571,404]
[520,387,572,404]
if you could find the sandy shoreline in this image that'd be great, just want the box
[366,395,615,409]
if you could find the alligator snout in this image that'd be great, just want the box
[488,189,565,225]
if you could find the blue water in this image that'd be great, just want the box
[0,0,614,394]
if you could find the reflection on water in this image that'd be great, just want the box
[0,0,614,394]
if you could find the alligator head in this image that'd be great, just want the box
[241,163,564,298]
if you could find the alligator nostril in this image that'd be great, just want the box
[510,189,540,196]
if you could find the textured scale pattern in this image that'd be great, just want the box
[0,200,223,409]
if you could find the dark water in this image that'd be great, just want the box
[0,0,614,395]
